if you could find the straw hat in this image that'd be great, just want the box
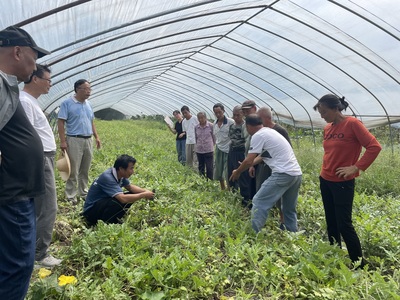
[56,150,71,181]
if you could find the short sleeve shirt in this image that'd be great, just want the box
[249,127,302,176]
[83,168,130,212]
[20,91,56,152]
[58,96,94,136]
[213,116,234,153]
[182,115,199,145]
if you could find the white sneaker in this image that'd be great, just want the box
[37,255,62,267]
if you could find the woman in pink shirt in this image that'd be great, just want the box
[194,112,215,180]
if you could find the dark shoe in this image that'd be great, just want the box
[354,258,368,270]
[67,198,78,205]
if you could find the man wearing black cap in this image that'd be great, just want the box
[0,26,50,300]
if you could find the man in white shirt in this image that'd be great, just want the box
[20,64,62,267]
[230,114,302,233]
[181,105,199,170]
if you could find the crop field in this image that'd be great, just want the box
[28,119,400,299]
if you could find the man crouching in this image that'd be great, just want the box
[82,154,155,225]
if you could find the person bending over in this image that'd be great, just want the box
[82,154,154,225]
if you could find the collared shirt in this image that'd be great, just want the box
[213,116,234,153]
[58,96,94,136]
[20,91,57,152]
[83,167,130,212]
[195,122,215,153]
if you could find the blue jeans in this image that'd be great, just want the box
[176,139,186,165]
[0,198,36,300]
[251,173,302,233]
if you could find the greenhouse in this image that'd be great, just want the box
[1,1,400,299]
[2,0,400,129]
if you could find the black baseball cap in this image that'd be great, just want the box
[0,26,50,58]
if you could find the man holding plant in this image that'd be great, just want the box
[82,154,154,225]
[230,114,302,233]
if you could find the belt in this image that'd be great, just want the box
[67,135,92,139]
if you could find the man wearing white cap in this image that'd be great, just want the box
[0,26,50,300]
[20,64,62,267]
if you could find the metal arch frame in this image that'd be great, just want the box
[96,77,212,117]
[329,0,400,42]
[270,6,397,118]
[246,22,386,119]
[149,77,220,116]
[177,54,316,146]
[188,53,302,123]
[37,1,299,120]
[200,43,321,135]
[247,12,395,148]
[221,35,360,120]
[14,0,92,27]
[176,59,284,123]
[48,35,222,81]
[89,48,201,86]
[156,75,219,108]
[116,2,281,115]
[45,66,170,110]
[166,67,244,106]
[39,2,279,110]
[292,0,400,76]
[48,0,237,54]
[44,50,222,113]
[135,84,210,117]
[14,0,397,135]
[89,74,214,117]
[48,21,242,66]
[45,47,204,97]
[175,63,266,105]
[45,37,223,110]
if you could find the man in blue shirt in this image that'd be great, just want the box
[82,154,155,225]
[57,79,101,204]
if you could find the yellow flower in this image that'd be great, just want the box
[58,275,77,286]
[38,268,52,279]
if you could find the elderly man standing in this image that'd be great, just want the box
[0,26,50,300]
[20,64,62,267]
[213,103,234,190]
[58,79,101,205]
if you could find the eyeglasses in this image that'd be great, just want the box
[77,87,92,91]
[36,76,52,84]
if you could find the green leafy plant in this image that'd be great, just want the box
[27,119,400,299]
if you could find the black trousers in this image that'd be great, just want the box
[197,152,214,180]
[319,176,363,263]
[83,197,132,225]
[227,150,252,207]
